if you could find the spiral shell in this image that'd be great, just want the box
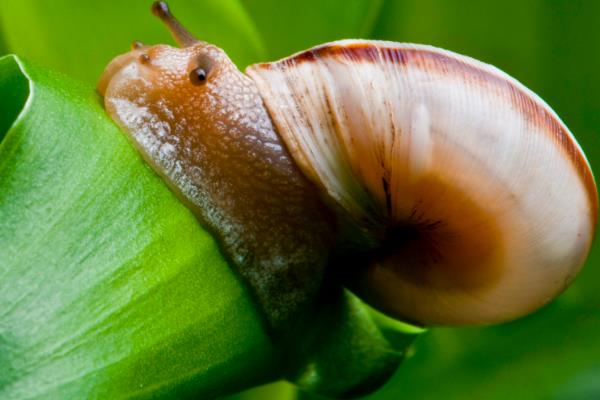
[247,40,597,325]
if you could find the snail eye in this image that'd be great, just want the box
[189,67,208,85]
[138,53,151,64]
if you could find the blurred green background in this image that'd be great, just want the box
[0,0,598,399]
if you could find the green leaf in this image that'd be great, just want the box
[0,54,278,399]
[0,0,387,83]
[241,0,384,60]
[0,0,267,84]
[225,381,297,400]
[0,34,6,58]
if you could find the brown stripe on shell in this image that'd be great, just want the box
[254,42,598,225]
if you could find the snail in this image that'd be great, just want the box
[98,1,597,328]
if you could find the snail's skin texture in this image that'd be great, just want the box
[99,43,335,330]
[100,4,597,327]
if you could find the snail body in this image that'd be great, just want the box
[99,2,597,327]
[99,24,335,329]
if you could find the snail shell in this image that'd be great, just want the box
[100,3,597,327]
[247,40,597,325]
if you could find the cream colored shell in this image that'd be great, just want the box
[247,40,597,326]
